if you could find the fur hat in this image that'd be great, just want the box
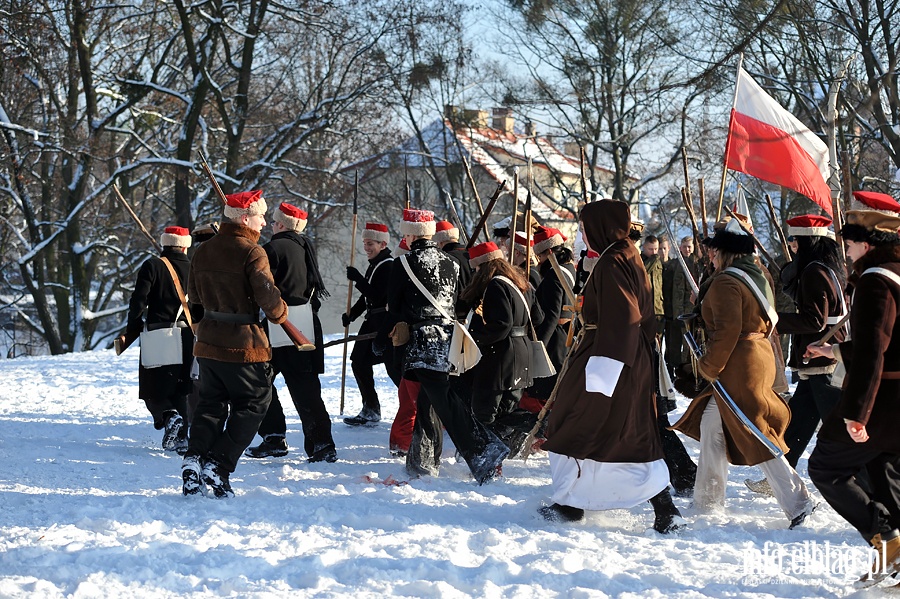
[492,216,513,239]
[191,223,218,244]
[852,191,900,214]
[533,226,566,254]
[432,220,459,243]
[705,217,755,254]
[273,202,308,233]
[400,208,436,237]
[160,226,192,248]
[841,210,900,246]
[362,222,389,244]
[786,214,833,238]
[468,241,504,268]
[224,190,267,219]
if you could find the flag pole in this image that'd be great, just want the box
[716,54,744,221]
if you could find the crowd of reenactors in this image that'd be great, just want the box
[120,187,900,582]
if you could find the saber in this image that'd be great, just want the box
[658,208,699,296]
[684,330,784,459]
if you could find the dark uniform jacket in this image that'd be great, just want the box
[469,276,544,391]
[641,253,664,316]
[662,254,700,319]
[347,247,394,363]
[534,258,576,369]
[189,222,287,363]
[776,261,845,371]
[442,241,474,294]
[263,230,326,373]
[126,249,195,399]
[819,246,900,454]
[387,239,460,373]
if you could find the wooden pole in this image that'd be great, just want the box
[717,55,744,220]
[339,171,359,415]
[111,184,163,253]
[509,167,519,263]
[764,193,791,262]
[698,177,709,240]
[462,156,490,241]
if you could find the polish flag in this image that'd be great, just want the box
[725,67,833,216]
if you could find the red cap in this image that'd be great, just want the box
[273,202,308,232]
[533,226,566,254]
[468,241,504,268]
[223,189,267,218]
[853,191,900,213]
[400,208,436,236]
[362,222,390,243]
[160,225,192,248]
[786,214,833,238]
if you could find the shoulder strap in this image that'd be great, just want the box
[862,267,900,290]
[160,257,193,329]
[368,256,393,283]
[809,262,848,325]
[494,275,538,338]
[723,266,778,337]
[399,255,453,323]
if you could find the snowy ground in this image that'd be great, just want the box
[0,337,892,598]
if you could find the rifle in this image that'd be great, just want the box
[684,331,784,459]
[580,145,590,205]
[111,184,161,354]
[197,151,315,351]
[698,177,709,240]
[444,190,470,246]
[508,168,519,263]
[340,171,359,414]
[322,332,377,349]
[112,184,163,254]
[465,181,507,249]
[764,193,791,262]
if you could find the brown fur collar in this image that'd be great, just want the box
[852,244,900,275]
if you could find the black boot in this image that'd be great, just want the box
[650,488,685,534]
[539,503,585,522]
[201,457,234,499]
[244,435,289,458]
[343,407,381,426]
[161,410,185,452]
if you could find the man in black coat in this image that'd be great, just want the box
[434,220,474,297]
[244,202,337,463]
[342,222,400,426]
[388,208,509,485]
[119,226,196,454]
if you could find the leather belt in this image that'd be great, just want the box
[367,307,387,315]
[410,318,447,331]
[509,326,527,337]
[147,321,189,331]
[205,310,259,324]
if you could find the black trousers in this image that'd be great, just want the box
[188,358,273,472]
[809,438,900,542]
[783,374,841,468]
[472,388,523,426]
[257,348,335,458]
[658,411,697,493]
[407,368,500,476]
[351,351,402,415]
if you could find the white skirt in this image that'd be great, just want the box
[548,452,670,510]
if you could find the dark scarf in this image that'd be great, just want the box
[278,231,330,301]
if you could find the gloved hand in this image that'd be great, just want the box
[346,266,365,283]
[341,312,352,327]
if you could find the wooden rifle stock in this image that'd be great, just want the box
[280,318,316,351]
[465,181,507,249]
[114,329,141,355]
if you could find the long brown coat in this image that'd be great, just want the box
[818,245,900,454]
[543,200,663,464]
[189,222,287,363]
[672,272,790,466]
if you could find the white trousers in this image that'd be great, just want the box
[695,399,811,520]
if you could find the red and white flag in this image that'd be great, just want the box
[725,67,833,216]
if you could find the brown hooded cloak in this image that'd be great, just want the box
[543,200,664,464]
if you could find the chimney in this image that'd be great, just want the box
[462,108,489,129]
[492,107,514,134]
[444,104,459,120]
[525,121,537,137]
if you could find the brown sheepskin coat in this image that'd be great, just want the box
[672,271,790,466]
[542,200,664,464]
[189,222,287,363]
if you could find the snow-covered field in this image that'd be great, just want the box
[0,338,889,598]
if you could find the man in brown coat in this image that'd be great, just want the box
[181,189,288,498]
[807,209,900,584]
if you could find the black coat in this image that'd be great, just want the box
[443,241,474,292]
[469,276,544,391]
[777,261,845,371]
[126,249,195,400]
[348,248,394,363]
[534,259,576,369]
[263,231,325,373]
[387,239,460,373]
